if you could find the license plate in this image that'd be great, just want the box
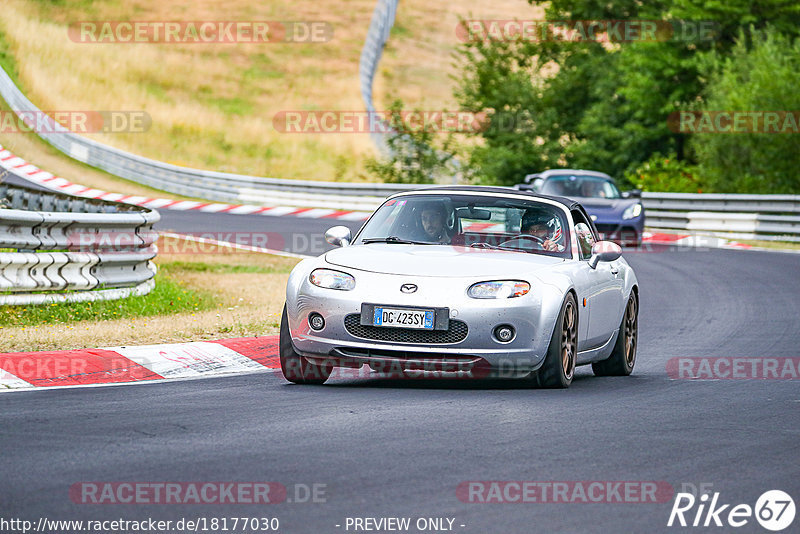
[373,307,434,330]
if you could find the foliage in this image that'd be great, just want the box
[691,29,800,193]
[365,100,459,184]
[626,153,706,193]
[453,0,800,191]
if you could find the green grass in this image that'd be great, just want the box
[390,20,412,38]
[159,261,294,274]
[217,319,280,334]
[732,238,800,251]
[0,26,18,80]
[0,273,217,327]
[207,96,254,116]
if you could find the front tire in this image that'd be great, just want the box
[279,305,332,385]
[592,292,638,376]
[535,293,578,388]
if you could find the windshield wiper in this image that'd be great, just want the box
[470,241,540,254]
[361,236,432,245]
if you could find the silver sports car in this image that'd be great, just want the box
[281,186,639,388]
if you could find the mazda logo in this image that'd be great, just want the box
[400,284,417,293]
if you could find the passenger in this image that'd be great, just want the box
[521,210,564,252]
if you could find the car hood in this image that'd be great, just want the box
[568,196,637,216]
[324,244,565,277]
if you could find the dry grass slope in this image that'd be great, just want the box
[0,0,539,191]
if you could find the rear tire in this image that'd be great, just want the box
[279,305,332,385]
[592,292,638,376]
[535,293,578,388]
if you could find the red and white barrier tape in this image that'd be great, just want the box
[0,144,370,221]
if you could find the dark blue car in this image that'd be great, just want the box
[516,169,644,246]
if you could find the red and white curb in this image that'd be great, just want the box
[641,231,752,250]
[0,143,370,221]
[0,336,282,391]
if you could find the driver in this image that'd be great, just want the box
[521,210,565,252]
[417,202,450,243]
[581,181,606,198]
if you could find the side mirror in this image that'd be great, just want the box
[589,240,622,269]
[623,189,642,199]
[324,226,351,247]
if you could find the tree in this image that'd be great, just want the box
[365,100,458,184]
[692,29,800,193]
[454,0,800,189]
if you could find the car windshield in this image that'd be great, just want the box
[540,175,621,199]
[355,194,572,258]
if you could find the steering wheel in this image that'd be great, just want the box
[498,234,546,250]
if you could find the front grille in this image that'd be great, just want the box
[335,347,475,361]
[595,223,637,232]
[595,224,639,242]
[595,223,623,234]
[344,314,468,344]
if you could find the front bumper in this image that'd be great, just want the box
[594,219,644,246]
[286,269,565,373]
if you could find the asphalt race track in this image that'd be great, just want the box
[2,171,799,533]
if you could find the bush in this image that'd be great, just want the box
[365,100,458,184]
[627,153,707,193]
[692,28,800,193]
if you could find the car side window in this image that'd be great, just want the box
[574,223,594,260]
[569,210,593,260]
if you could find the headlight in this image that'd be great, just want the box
[468,280,530,299]
[622,203,642,220]
[309,269,355,290]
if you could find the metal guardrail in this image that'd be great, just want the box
[642,192,800,213]
[357,0,460,180]
[642,192,800,242]
[359,0,399,153]
[0,182,159,305]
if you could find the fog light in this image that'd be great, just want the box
[494,325,515,343]
[308,313,325,331]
